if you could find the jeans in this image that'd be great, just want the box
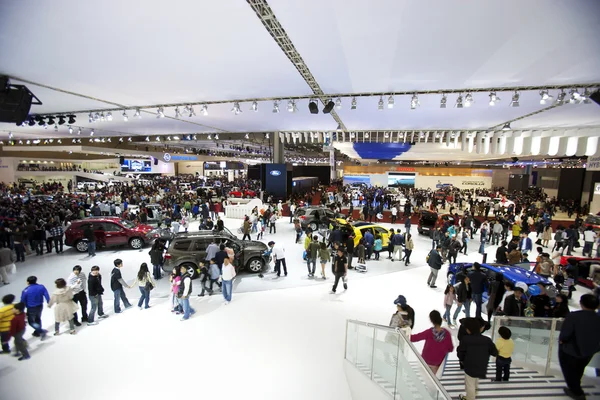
[453,300,471,319]
[222,279,233,302]
[269,223,276,234]
[55,319,75,332]
[492,232,500,246]
[26,306,46,336]
[180,297,195,319]
[275,258,287,276]
[113,288,131,313]
[427,268,439,286]
[559,348,591,397]
[443,304,452,322]
[138,287,150,308]
[495,356,511,381]
[53,237,63,253]
[583,241,593,257]
[404,249,412,265]
[88,241,96,256]
[431,239,439,250]
[332,273,347,292]
[1,331,10,352]
[13,330,29,358]
[374,250,380,260]
[307,258,317,275]
[448,252,458,264]
[152,264,162,279]
[472,293,483,319]
[88,295,104,323]
[15,243,25,262]
[366,246,373,259]
[242,234,250,241]
[72,291,88,322]
[33,239,44,255]
[393,245,403,261]
[46,238,53,253]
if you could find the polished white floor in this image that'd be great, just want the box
[0,216,589,400]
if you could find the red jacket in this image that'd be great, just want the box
[9,313,26,339]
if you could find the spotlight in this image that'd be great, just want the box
[26,140,30,144]
[128,137,132,142]
[167,136,171,141]
[122,110,128,121]
[323,100,335,114]
[156,136,161,141]
[18,140,22,144]
[44,122,48,129]
[100,112,105,122]
[106,112,113,121]
[287,100,297,113]
[90,129,95,136]
[464,93,474,107]
[28,117,35,126]
[568,89,581,104]
[157,107,165,118]
[384,132,390,139]
[245,133,249,139]
[378,96,384,111]
[251,101,258,112]
[77,128,82,135]
[207,134,212,140]
[582,88,592,104]
[119,137,123,142]
[72,139,76,143]
[54,123,58,131]
[215,134,219,140]
[509,91,520,107]
[175,107,182,118]
[94,112,100,121]
[335,97,342,110]
[265,133,269,139]
[555,90,566,106]
[272,101,280,113]
[89,113,94,123]
[440,94,447,108]
[455,94,464,109]
[47,116,55,125]
[192,135,197,140]
[539,90,553,105]
[308,100,319,114]
[145,136,150,141]
[68,126,73,134]
[231,102,242,115]
[351,97,357,110]
[68,115,76,124]
[134,109,141,118]
[201,105,208,116]
[502,123,511,131]
[388,95,395,109]
[58,116,66,125]
[410,94,419,110]
[336,124,342,132]
[364,132,370,138]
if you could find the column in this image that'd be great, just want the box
[272,131,284,164]
[329,149,336,181]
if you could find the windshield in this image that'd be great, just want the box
[586,215,600,225]
[120,220,136,229]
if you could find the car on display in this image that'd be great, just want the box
[23,194,54,203]
[162,231,269,278]
[584,214,600,232]
[228,187,256,198]
[333,219,393,249]
[447,262,552,305]
[65,217,157,253]
[559,256,600,283]
[417,211,481,237]
[294,206,344,231]
[474,196,515,214]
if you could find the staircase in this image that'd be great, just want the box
[441,360,600,400]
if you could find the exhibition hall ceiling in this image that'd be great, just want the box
[0,0,599,161]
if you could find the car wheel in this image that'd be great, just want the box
[181,263,199,279]
[246,258,264,273]
[75,240,88,253]
[129,237,144,250]
[309,222,318,231]
[447,272,455,285]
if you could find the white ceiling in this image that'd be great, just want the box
[1,0,599,159]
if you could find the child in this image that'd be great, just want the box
[319,242,330,280]
[208,258,221,294]
[197,263,211,297]
[169,267,182,313]
[357,239,366,264]
[443,284,457,327]
[373,235,383,261]
[9,302,30,360]
[493,326,514,382]
[0,294,15,354]
[257,218,264,240]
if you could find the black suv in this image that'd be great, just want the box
[294,206,344,231]
[162,231,269,278]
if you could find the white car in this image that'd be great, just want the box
[139,179,153,187]
[179,183,192,191]
[77,182,102,190]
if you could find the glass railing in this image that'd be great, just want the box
[491,316,563,375]
[345,320,452,400]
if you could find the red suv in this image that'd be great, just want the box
[65,217,157,253]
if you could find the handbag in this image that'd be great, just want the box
[144,274,154,291]
[8,263,17,274]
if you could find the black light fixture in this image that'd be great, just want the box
[36,116,45,126]
[27,117,35,126]
[308,100,319,114]
[47,116,55,125]
[58,115,66,125]
[322,100,335,114]
[511,157,519,163]
[67,115,76,124]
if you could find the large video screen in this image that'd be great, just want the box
[121,159,152,173]
[343,175,371,186]
[388,172,415,188]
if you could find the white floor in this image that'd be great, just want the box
[0,216,589,400]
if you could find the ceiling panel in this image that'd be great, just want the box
[269,0,600,93]
[511,103,600,129]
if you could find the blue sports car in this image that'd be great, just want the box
[447,262,552,304]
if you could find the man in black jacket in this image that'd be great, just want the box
[87,266,108,325]
[110,259,132,313]
[495,241,509,264]
[468,262,487,319]
[427,245,443,288]
[448,236,462,264]
[559,294,600,400]
[457,318,498,400]
[503,286,526,317]
[83,223,96,257]
[345,234,355,270]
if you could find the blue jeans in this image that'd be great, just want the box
[15,243,25,262]
[113,288,131,313]
[138,287,150,308]
[180,297,194,319]
[472,293,483,319]
[307,258,316,275]
[88,241,96,256]
[222,280,233,302]
[453,300,471,320]
[88,295,104,322]
[26,305,47,336]
[443,304,452,322]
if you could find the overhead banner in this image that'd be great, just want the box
[587,155,600,171]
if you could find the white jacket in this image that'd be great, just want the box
[222,263,237,281]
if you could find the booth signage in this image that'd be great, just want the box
[270,170,282,176]
[587,156,600,171]
[595,183,600,195]
[163,153,171,162]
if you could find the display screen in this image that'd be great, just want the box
[343,175,371,186]
[121,159,152,173]
[388,172,415,188]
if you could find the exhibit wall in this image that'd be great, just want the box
[0,157,16,183]
[177,161,204,176]
[414,175,492,190]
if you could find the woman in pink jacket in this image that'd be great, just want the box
[410,310,454,374]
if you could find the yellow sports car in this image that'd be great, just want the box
[333,219,392,248]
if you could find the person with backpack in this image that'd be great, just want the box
[178,265,194,320]
[427,245,443,289]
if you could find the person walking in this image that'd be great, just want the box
[0,294,15,354]
[178,265,195,320]
[221,257,236,305]
[241,217,251,241]
[391,229,404,262]
[306,235,319,278]
[454,276,472,323]
[582,227,597,258]
[7,303,30,360]
[269,213,277,234]
[558,294,600,400]
[404,233,414,266]
[269,241,287,277]
[48,278,78,335]
[493,326,514,382]
[330,248,348,294]
[427,245,443,288]
[20,276,49,339]
[50,222,64,254]
[387,229,395,259]
[319,242,330,280]
[149,240,166,280]
[443,284,457,327]
[0,247,14,285]
[373,235,383,261]
[67,265,88,325]
[128,263,155,310]
[404,217,411,235]
[87,266,108,326]
[468,262,487,319]
[410,310,454,374]
[110,259,132,314]
[448,235,462,264]
[83,223,96,257]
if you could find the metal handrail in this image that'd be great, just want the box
[346,319,453,400]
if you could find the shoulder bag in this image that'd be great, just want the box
[144,273,154,291]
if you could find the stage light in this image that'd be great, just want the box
[455,94,464,109]
[119,137,123,142]
[265,133,269,139]
[568,89,581,104]
[58,116,66,125]
[89,113,94,123]
[384,132,390,138]
[100,112,106,122]
[188,106,196,117]
[336,124,342,132]
[323,100,334,114]
[231,102,242,115]
[251,101,258,112]
[245,133,249,139]
[122,110,128,121]
[364,133,370,138]
[44,122,48,129]
[90,129,95,136]
[128,137,132,142]
[440,94,447,108]
[193,135,197,140]
[539,90,552,105]
[157,107,165,118]
[335,97,342,110]
[134,109,141,118]
[77,128,82,135]
[106,112,113,121]
[351,97,357,110]
[509,91,520,107]
[502,123,511,131]
[410,94,419,110]
[201,105,208,116]
[94,112,100,122]
[54,123,58,131]
[555,90,566,105]
[388,96,395,109]
[207,134,212,140]
[68,115,76,124]
[464,93,474,107]
[68,126,73,134]
[378,96,384,111]
[272,101,279,113]
[156,136,161,141]
[488,92,500,106]
[175,107,182,118]
[308,100,318,114]
[215,134,219,140]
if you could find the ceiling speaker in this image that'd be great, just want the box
[322,101,334,114]
[308,100,319,114]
